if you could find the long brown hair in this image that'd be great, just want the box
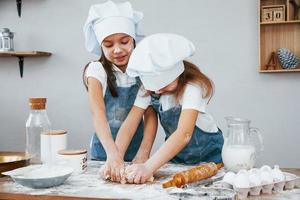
[83,39,136,97]
[83,53,118,97]
[174,60,214,103]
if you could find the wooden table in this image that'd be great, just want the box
[0,161,299,200]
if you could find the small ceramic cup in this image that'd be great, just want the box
[57,149,87,174]
[41,130,67,164]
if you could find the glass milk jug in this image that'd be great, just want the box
[25,97,51,164]
[221,117,263,172]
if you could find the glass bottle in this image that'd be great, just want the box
[25,97,51,164]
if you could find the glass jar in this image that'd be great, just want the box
[25,97,51,164]
[0,28,14,52]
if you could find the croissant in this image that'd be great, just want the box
[162,162,223,188]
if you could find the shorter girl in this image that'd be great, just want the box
[115,33,224,184]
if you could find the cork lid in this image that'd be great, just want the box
[41,130,67,135]
[29,97,47,110]
[58,149,87,155]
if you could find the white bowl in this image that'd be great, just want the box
[2,164,73,188]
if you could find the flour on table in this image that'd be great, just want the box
[3,161,189,199]
[4,161,299,199]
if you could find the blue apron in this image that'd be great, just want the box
[90,77,144,161]
[151,94,224,164]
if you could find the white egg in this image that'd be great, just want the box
[260,165,272,172]
[233,170,249,188]
[272,165,285,182]
[248,171,262,187]
[260,170,273,184]
[249,168,260,175]
[238,169,249,175]
[223,171,236,185]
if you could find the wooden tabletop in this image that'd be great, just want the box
[0,162,299,200]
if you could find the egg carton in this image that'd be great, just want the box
[214,172,300,199]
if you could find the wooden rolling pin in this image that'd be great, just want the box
[162,162,223,188]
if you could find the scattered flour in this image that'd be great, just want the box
[3,161,299,199]
[3,161,189,199]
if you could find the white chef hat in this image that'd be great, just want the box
[126,33,195,91]
[83,0,144,56]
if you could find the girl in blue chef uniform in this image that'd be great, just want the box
[115,33,224,184]
[82,1,157,182]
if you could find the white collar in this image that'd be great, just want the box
[112,64,126,74]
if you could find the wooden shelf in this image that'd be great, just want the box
[0,51,52,78]
[258,0,300,72]
[259,68,300,73]
[261,20,300,25]
[0,51,51,57]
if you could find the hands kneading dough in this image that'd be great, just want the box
[100,164,154,184]
[121,168,154,184]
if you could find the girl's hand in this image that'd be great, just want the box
[132,152,149,164]
[125,163,153,184]
[100,153,125,182]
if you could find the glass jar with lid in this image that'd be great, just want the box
[25,97,51,164]
[0,28,14,52]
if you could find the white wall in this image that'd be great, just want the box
[0,0,299,167]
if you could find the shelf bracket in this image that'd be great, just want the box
[16,0,22,17]
[0,51,52,78]
[17,56,24,78]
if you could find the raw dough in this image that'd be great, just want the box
[99,165,154,184]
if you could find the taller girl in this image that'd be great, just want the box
[83,1,157,182]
